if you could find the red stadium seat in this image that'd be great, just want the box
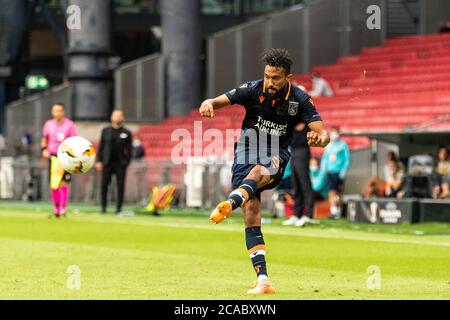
[137,33,450,165]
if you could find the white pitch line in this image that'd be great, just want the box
[1,211,450,248]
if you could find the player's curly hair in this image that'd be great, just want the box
[261,48,293,74]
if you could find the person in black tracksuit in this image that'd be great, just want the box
[282,123,314,226]
[95,110,132,214]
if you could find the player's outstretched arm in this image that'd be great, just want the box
[307,121,330,148]
[199,94,231,118]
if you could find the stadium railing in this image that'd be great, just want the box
[5,84,70,153]
[2,157,240,211]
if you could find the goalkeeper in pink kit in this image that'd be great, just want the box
[41,102,77,217]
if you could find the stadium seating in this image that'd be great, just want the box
[139,33,450,185]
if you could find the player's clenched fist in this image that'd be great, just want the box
[199,100,215,118]
[307,131,328,147]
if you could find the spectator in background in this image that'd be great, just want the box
[282,123,315,227]
[321,127,350,219]
[436,146,450,177]
[95,110,132,214]
[384,151,404,181]
[309,72,334,97]
[362,176,386,199]
[384,159,405,198]
[309,157,328,200]
[362,150,400,199]
[436,145,450,198]
[132,133,145,159]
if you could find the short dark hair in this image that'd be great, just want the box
[52,102,65,109]
[261,48,292,74]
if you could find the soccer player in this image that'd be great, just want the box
[199,48,329,294]
[41,102,77,217]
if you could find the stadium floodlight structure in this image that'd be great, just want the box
[161,0,201,117]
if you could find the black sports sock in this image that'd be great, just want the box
[227,179,257,210]
[245,226,268,278]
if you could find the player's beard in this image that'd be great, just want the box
[266,87,278,97]
[266,83,287,98]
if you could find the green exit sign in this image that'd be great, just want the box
[25,75,49,89]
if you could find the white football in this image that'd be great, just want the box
[57,136,96,174]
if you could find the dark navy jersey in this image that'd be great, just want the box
[225,79,321,163]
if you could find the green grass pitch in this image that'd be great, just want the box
[0,202,449,300]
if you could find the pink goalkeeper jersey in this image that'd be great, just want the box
[43,118,77,155]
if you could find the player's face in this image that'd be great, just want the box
[438,148,448,161]
[263,65,292,97]
[52,105,65,121]
[388,160,398,172]
[111,110,125,125]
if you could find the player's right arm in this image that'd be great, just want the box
[200,82,252,118]
[41,138,50,158]
[199,94,231,118]
[41,121,50,159]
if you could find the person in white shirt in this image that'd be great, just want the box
[385,159,405,198]
[309,72,334,97]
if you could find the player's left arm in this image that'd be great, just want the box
[298,94,329,148]
[306,121,329,148]
[69,122,77,137]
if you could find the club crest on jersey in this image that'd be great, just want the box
[288,101,299,116]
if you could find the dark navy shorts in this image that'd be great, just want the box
[327,173,344,192]
[231,152,289,199]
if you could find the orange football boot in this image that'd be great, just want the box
[247,279,276,295]
[209,201,232,224]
